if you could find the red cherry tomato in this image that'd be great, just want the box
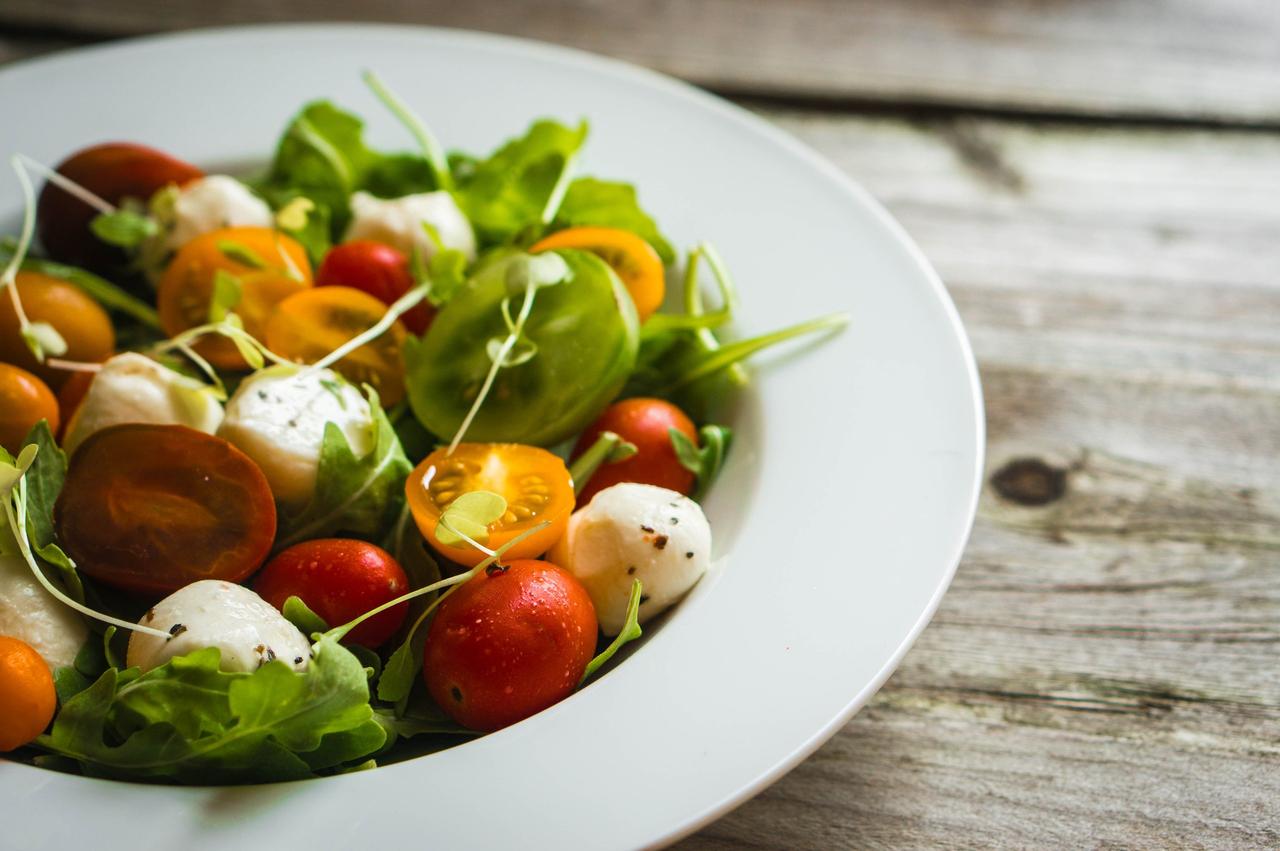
[424,560,598,731]
[37,142,204,274]
[55,424,276,597]
[317,240,433,335]
[572,397,698,505]
[255,539,410,648]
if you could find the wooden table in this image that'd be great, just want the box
[3,3,1278,846]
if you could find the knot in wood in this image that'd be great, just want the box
[990,457,1067,506]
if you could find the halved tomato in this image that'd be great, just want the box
[55,424,277,596]
[530,226,665,322]
[406,443,574,566]
[265,285,407,406]
[157,226,311,370]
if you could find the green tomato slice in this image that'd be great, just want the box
[404,249,639,446]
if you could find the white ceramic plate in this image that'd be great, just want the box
[0,24,982,850]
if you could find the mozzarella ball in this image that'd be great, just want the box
[344,190,476,262]
[0,553,88,672]
[217,367,373,508]
[127,580,310,674]
[550,483,712,635]
[163,175,274,252]
[63,353,224,453]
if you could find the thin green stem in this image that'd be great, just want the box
[568,431,636,496]
[540,150,578,226]
[304,285,431,376]
[363,70,453,191]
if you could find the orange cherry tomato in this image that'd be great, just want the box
[56,370,96,440]
[265,286,408,406]
[0,364,59,453]
[423,559,597,731]
[406,443,574,567]
[531,227,665,322]
[0,271,115,389]
[0,636,57,751]
[158,226,311,370]
[55,424,277,597]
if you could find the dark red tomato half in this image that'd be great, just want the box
[316,240,434,335]
[424,560,598,732]
[256,539,410,648]
[55,424,276,597]
[572,397,698,505]
[37,142,204,274]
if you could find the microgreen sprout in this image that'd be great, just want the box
[580,579,643,682]
[301,283,433,378]
[363,70,453,191]
[671,425,733,501]
[1,445,170,639]
[568,430,639,496]
[540,145,579,226]
[2,156,68,362]
[275,197,316,232]
[434,490,508,555]
[641,242,738,338]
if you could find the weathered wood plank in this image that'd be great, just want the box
[679,112,1280,847]
[1,1,1279,123]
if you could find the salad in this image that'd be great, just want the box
[0,72,845,783]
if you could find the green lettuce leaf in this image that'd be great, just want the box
[35,638,384,783]
[260,100,436,231]
[554,177,674,263]
[276,388,413,548]
[454,119,588,246]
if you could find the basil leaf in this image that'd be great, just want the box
[276,388,413,548]
[554,177,674,264]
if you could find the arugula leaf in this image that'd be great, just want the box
[89,210,158,249]
[670,425,733,502]
[35,638,385,784]
[554,177,674,264]
[18,421,84,602]
[454,119,588,246]
[276,387,412,548]
[262,101,436,231]
[372,702,475,739]
[283,596,330,636]
[582,579,643,682]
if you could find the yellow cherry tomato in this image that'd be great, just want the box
[265,286,408,406]
[158,226,311,370]
[0,636,56,752]
[0,271,114,389]
[530,226,665,322]
[406,443,574,567]
[0,363,59,452]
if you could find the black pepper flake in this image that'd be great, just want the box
[639,595,651,605]
[287,419,299,428]
[640,525,655,534]
[627,566,637,575]
[294,656,304,665]
[653,535,668,550]
[265,647,276,662]
[450,685,463,703]
[257,389,268,401]
[671,517,679,525]
[685,551,695,559]
[167,623,187,638]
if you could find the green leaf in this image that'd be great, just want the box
[216,240,268,269]
[568,430,638,496]
[208,269,243,323]
[554,177,674,264]
[670,425,734,502]
[582,579,643,682]
[261,101,436,231]
[455,119,588,246]
[33,638,385,784]
[434,490,506,548]
[283,596,330,636]
[17,422,85,602]
[89,210,159,249]
[372,703,475,739]
[276,387,413,548]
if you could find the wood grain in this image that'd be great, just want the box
[678,110,1280,848]
[2,1,1280,123]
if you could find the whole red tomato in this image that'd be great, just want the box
[316,240,433,334]
[424,560,598,731]
[572,397,698,505]
[37,142,204,274]
[255,539,410,648]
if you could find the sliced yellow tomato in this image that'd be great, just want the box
[406,443,574,566]
[265,286,407,406]
[530,226,665,322]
